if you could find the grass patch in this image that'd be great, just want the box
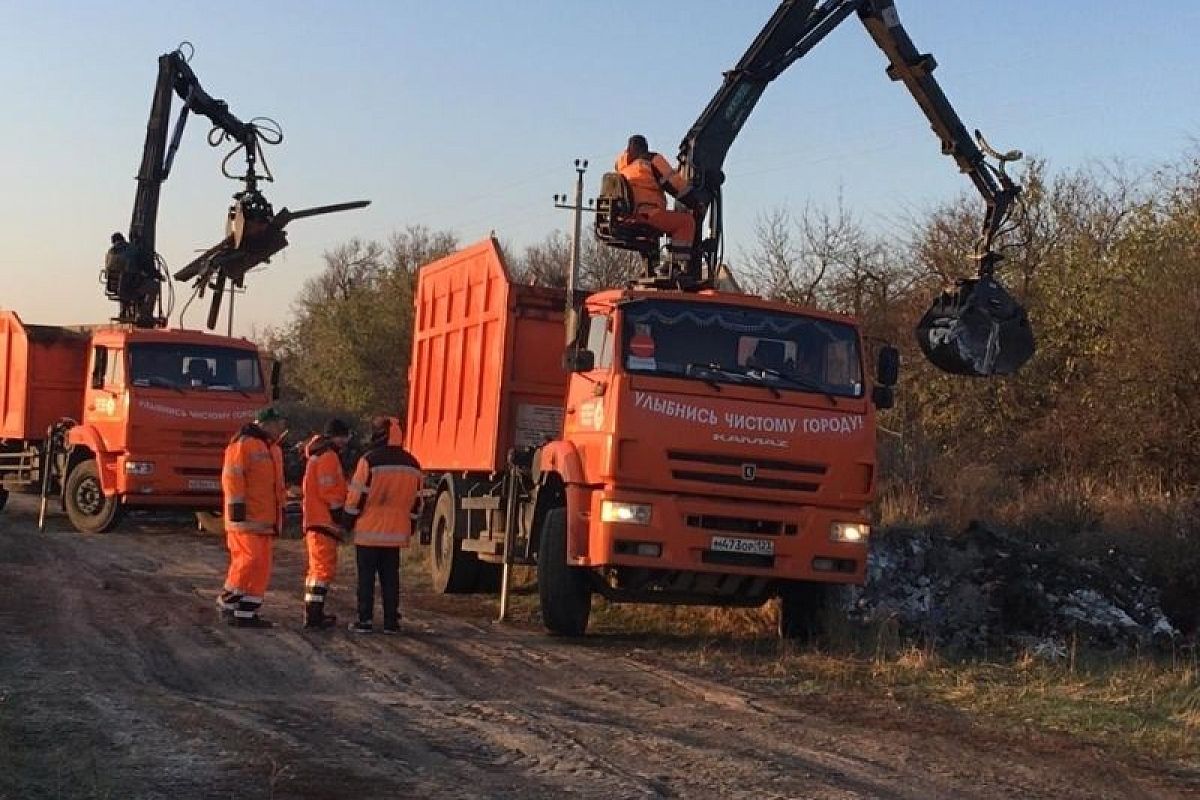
[587,601,1200,767]
[400,542,1198,768]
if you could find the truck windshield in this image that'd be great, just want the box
[619,299,864,398]
[129,343,262,392]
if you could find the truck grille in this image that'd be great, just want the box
[685,514,798,537]
[667,450,826,494]
[179,431,229,452]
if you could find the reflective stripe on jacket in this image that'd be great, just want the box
[344,444,422,548]
[301,434,347,538]
[221,424,285,536]
[615,150,688,214]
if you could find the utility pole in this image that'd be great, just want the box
[553,159,595,345]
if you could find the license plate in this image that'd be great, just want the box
[188,479,220,492]
[710,536,774,556]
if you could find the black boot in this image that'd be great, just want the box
[304,601,337,630]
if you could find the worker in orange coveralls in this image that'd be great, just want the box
[300,418,351,629]
[217,407,287,628]
[615,134,702,266]
[344,417,423,634]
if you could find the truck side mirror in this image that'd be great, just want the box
[563,348,595,373]
[876,345,900,387]
[872,385,895,410]
[270,361,281,401]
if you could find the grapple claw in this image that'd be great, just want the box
[916,276,1034,376]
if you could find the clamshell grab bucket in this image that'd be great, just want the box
[915,276,1034,377]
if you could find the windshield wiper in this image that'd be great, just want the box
[700,363,781,398]
[684,363,724,392]
[751,367,838,405]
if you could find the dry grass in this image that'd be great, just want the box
[589,603,1200,766]
[397,483,1199,768]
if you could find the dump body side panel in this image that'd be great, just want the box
[0,311,88,441]
[407,239,570,473]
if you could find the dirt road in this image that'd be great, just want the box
[0,496,1192,800]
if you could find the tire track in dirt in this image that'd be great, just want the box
[0,498,1193,799]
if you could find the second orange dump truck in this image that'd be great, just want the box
[407,238,898,637]
[0,311,276,532]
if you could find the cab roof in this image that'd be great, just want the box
[583,288,861,328]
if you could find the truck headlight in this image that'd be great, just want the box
[600,501,652,526]
[124,461,155,476]
[830,521,869,543]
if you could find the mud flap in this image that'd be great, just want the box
[915,276,1034,376]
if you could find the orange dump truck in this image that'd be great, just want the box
[0,310,276,532]
[407,238,898,637]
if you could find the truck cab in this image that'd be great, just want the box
[62,325,274,532]
[560,289,876,577]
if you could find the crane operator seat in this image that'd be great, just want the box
[594,172,662,272]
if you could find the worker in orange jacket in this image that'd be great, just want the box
[217,407,287,628]
[615,134,702,266]
[300,418,351,630]
[344,416,423,634]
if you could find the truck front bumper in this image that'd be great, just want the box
[577,488,869,585]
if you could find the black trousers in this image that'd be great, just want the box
[355,545,401,625]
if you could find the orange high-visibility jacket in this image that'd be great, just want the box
[344,444,423,548]
[615,150,689,214]
[221,424,285,535]
[301,434,347,538]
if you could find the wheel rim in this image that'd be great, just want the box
[74,475,105,516]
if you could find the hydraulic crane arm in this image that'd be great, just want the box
[855,0,1022,273]
[130,45,262,263]
[109,43,368,332]
[671,0,1033,376]
[109,43,273,328]
[680,0,1022,273]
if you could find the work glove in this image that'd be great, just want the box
[228,502,247,523]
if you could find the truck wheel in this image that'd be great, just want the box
[195,511,225,536]
[430,490,480,594]
[537,507,591,636]
[0,487,8,512]
[778,581,833,641]
[64,460,122,534]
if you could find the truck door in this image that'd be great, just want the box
[84,345,128,453]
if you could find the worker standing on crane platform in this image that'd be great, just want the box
[218,407,288,628]
[615,135,701,270]
[344,417,423,634]
[300,419,351,630]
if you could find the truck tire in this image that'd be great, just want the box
[430,490,480,594]
[537,507,591,636]
[778,580,833,641]
[0,487,8,512]
[195,511,225,536]
[64,460,122,534]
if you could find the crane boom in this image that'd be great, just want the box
[663,0,1035,376]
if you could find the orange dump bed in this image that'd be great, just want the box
[0,310,88,441]
[407,238,571,473]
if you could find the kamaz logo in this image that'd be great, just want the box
[712,433,788,449]
[741,463,757,482]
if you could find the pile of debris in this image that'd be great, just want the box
[848,523,1180,654]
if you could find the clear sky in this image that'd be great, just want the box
[1,1,1196,337]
